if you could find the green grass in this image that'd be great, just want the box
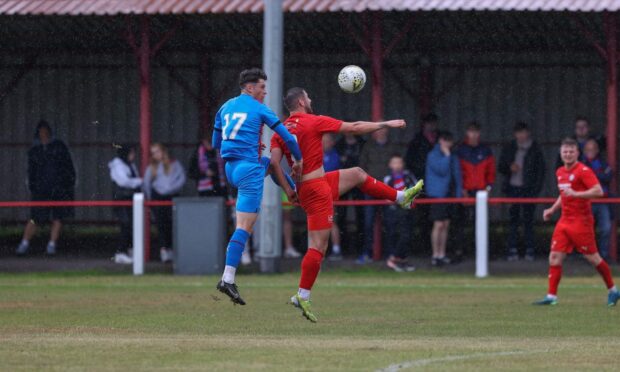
[1,271,619,371]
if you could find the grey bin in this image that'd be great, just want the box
[173,197,226,275]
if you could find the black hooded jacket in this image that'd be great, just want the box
[28,121,76,197]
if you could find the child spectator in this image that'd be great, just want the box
[188,135,226,197]
[358,128,404,263]
[583,139,613,259]
[425,131,462,266]
[383,154,417,272]
[108,144,142,264]
[143,143,186,263]
[323,133,342,259]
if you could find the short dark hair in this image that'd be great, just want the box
[422,113,439,124]
[513,122,529,132]
[438,130,453,141]
[466,121,480,131]
[239,68,267,88]
[284,87,305,112]
[575,116,590,125]
[116,143,137,163]
[390,153,404,160]
[561,137,578,147]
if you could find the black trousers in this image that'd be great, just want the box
[113,204,132,253]
[383,206,415,259]
[152,191,176,249]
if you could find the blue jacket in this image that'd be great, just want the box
[425,144,462,198]
[584,156,612,196]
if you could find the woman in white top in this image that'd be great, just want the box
[143,143,186,263]
[108,144,142,264]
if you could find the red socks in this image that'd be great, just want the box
[596,261,615,289]
[299,248,324,290]
[359,176,397,201]
[548,265,562,296]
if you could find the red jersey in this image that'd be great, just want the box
[270,112,342,175]
[556,161,600,224]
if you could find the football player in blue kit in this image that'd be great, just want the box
[213,68,303,305]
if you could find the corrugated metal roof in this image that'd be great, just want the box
[0,0,619,16]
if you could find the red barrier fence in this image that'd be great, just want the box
[1,197,620,208]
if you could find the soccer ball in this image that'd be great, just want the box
[338,65,366,93]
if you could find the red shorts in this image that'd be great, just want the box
[551,220,598,255]
[297,171,340,231]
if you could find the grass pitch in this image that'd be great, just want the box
[1,270,619,371]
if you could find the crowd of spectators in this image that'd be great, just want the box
[15,114,615,269]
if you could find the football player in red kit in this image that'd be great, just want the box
[270,87,424,322]
[534,137,620,306]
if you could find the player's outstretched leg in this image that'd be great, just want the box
[289,247,323,322]
[584,253,620,306]
[217,228,250,305]
[339,167,423,209]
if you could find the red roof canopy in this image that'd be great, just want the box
[0,0,618,16]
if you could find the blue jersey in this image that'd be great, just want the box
[213,94,281,162]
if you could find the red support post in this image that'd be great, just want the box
[418,62,433,117]
[605,12,618,262]
[199,54,211,135]
[139,16,152,262]
[369,11,383,260]
[370,11,383,122]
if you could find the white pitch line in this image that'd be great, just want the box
[377,350,549,372]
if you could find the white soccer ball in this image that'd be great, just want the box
[338,65,366,94]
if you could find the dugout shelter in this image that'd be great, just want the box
[0,0,619,261]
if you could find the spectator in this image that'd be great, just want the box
[498,122,546,261]
[108,144,142,265]
[555,116,606,168]
[405,113,439,256]
[358,128,404,263]
[454,121,495,260]
[425,131,461,266]
[323,133,342,260]
[405,113,439,178]
[16,120,75,256]
[188,134,226,197]
[335,133,366,254]
[583,139,613,260]
[143,143,186,263]
[383,154,417,272]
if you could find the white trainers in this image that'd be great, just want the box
[160,248,173,263]
[16,241,29,255]
[114,252,133,264]
[46,242,56,255]
[284,247,302,258]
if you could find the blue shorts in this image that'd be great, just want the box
[225,157,270,213]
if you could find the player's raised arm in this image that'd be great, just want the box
[339,119,406,135]
[260,104,303,178]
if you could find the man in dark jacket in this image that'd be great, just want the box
[16,120,76,256]
[498,122,545,261]
[405,113,439,258]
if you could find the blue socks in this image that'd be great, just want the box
[225,229,250,268]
